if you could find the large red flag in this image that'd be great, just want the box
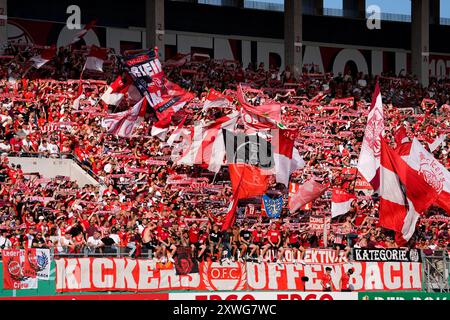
[404,138,450,214]
[379,139,439,243]
[222,164,270,231]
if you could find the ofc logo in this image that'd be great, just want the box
[201,262,246,291]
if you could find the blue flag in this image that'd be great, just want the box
[262,194,283,219]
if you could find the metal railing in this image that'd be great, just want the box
[422,252,450,293]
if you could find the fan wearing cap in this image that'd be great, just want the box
[340,268,354,292]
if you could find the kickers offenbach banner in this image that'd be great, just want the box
[2,249,38,290]
[55,258,422,292]
[353,249,422,263]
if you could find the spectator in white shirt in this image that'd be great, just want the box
[58,233,75,253]
[47,140,60,158]
[38,140,50,157]
[0,139,11,154]
[0,230,12,250]
[87,231,104,254]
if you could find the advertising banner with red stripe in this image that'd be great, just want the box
[55,258,422,293]
[169,292,358,300]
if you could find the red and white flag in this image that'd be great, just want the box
[167,115,189,146]
[30,46,57,69]
[331,188,357,218]
[379,139,439,243]
[428,134,446,152]
[203,89,233,111]
[101,75,140,106]
[405,138,450,214]
[101,97,147,138]
[237,85,282,131]
[164,53,190,68]
[71,20,97,44]
[272,128,305,187]
[222,163,270,231]
[150,117,171,141]
[289,179,328,214]
[357,82,384,192]
[150,79,194,124]
[177,112,239,173]
[84,45,107,72]
[394,126,412,157]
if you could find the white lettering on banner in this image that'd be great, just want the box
[247,263,266,290]
[384,263,401,290]
[365,263,384,290]
[92,259,114,289]
[179,272,201,288]
[130,60,162,79]
[159,269,180,289]
[305,265,322,291]
[350,263,364,291]
[267,264,284,290]
[137,260,158,290]
[55,259,423,292]
[55,259,66,290]
[403,263,421,289]
[285,264,301,290]
[303,249,348,264]
[114,259,137,289]
[63,259,79,289]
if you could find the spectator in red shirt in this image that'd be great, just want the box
[320,267,336,292]
[340,268,354,292]
[261,224,283,264]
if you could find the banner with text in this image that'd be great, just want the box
[353,249,422,263]
[2,249,38,290]
[55,258,422,293]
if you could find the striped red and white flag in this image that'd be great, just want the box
[30,46,57,69]
[101,75,140,106]
[101,97,147,138]
[379,139,439,244]
[84,45,107,72]
[177,112,239,173]
[272,128,305,187]
[167,115,189,146]
[357,82,384,193]
[331,188,357,218]
[428,134,446,153]
[203,89,233,111]
[71,20,97,44]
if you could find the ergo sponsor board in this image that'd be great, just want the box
[169,292,358,300]
[55,258,422,293]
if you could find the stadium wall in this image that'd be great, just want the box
[7,17,450,79]
[8,157,100,187]
[6,0,450,78]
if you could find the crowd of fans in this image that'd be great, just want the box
[0,45,449,265]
